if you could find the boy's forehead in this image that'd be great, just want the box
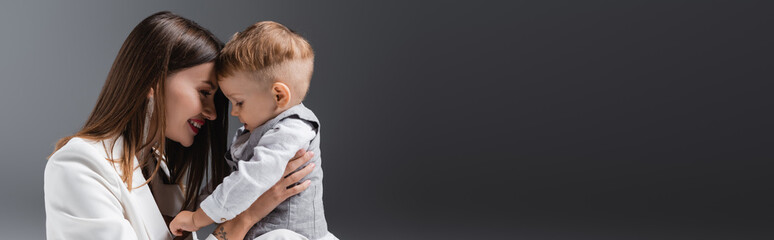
[218,77,241,93]
[220,70,254,83]
[221,78,261,99]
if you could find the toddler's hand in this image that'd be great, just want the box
[169,210,199,236]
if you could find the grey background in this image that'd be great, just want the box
[1,0,772,239]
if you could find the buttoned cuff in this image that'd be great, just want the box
[199,196,238,224]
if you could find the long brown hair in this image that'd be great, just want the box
[52,11,230,211]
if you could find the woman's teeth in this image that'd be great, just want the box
[188,119,202,128]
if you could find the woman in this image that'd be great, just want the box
[44,11,313,240]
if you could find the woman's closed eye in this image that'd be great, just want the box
[199,90,212,97]
[236,101,244,107]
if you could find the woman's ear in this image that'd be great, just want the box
[272,82,292,109]
[147,88,155,99]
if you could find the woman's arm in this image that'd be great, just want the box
[210,150,316,240]
[45,143,142,240]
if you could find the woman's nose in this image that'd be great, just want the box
[202,99,217,121]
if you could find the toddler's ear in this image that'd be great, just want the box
[272,82,292,109]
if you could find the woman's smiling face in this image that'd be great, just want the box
[164,62,218,147]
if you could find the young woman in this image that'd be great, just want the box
[44,11,313,240]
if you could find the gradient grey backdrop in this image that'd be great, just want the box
[1,0,772,239]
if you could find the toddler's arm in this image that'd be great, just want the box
[199,118,316,224]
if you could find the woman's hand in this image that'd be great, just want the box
[212,149,316,240]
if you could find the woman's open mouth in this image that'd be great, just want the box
[188,119,204,134]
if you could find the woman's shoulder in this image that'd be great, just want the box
[45,137,121,186]
[48,137,107,165]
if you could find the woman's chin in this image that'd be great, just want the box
[169,136,194,147]
[180,138,194,147]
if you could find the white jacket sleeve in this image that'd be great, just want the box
[44,143,138,239]
[200,118,316,223]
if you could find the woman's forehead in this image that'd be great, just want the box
[171,62,217,86]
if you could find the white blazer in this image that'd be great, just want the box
[44,137,172,240]
[44,137,309,240]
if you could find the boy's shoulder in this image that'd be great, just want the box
[273,117,317,135]
[261,103,320,134]
[280,103,319,126]
[257,106,319,145]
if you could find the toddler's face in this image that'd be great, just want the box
[219,71,277,132]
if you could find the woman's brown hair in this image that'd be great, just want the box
[51,11,230,211]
